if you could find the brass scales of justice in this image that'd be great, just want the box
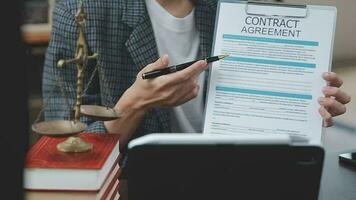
[31,0,122,153]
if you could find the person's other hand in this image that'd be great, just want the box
[121,54,208,112]
[318,72,351,127]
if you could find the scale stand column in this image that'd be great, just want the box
[56,5,99,153]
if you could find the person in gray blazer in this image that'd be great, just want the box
[43,0,351,147]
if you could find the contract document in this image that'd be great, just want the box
[203,1,337,144]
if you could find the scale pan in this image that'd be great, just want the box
[80,105,122,121]
[32,120,87,137]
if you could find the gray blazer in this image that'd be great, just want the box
[43,0,217,139]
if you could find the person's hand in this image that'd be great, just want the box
[120,54,208,112]
[105,55,207,145]
[318,72,351,127]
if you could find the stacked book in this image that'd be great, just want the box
[24,133,121,200]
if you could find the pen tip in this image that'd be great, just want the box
[218,54,230,60]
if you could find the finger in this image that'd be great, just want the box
[322,86,351,104]
[143,55,170,72]
[173,78,199,102]
[322,72,343,87]
[167,60,208,83]
[174,85,200,106]
[319,106,333,127]
[318,97,347,116]
[191,76,198,86]
[160,82,197,107]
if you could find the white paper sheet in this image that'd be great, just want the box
[203,2,337,144]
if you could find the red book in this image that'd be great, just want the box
[25,164,121,200]
[24,133,120,191]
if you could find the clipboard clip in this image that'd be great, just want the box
[245,1,308,18]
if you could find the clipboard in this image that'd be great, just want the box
[245,1,308,18]
[127,134,324,200]
[203,0,337,144]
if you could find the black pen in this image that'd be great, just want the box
[142,55,229,79]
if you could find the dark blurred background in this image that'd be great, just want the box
[0,1,28,199]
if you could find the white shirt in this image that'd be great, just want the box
[145,0,206,133]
